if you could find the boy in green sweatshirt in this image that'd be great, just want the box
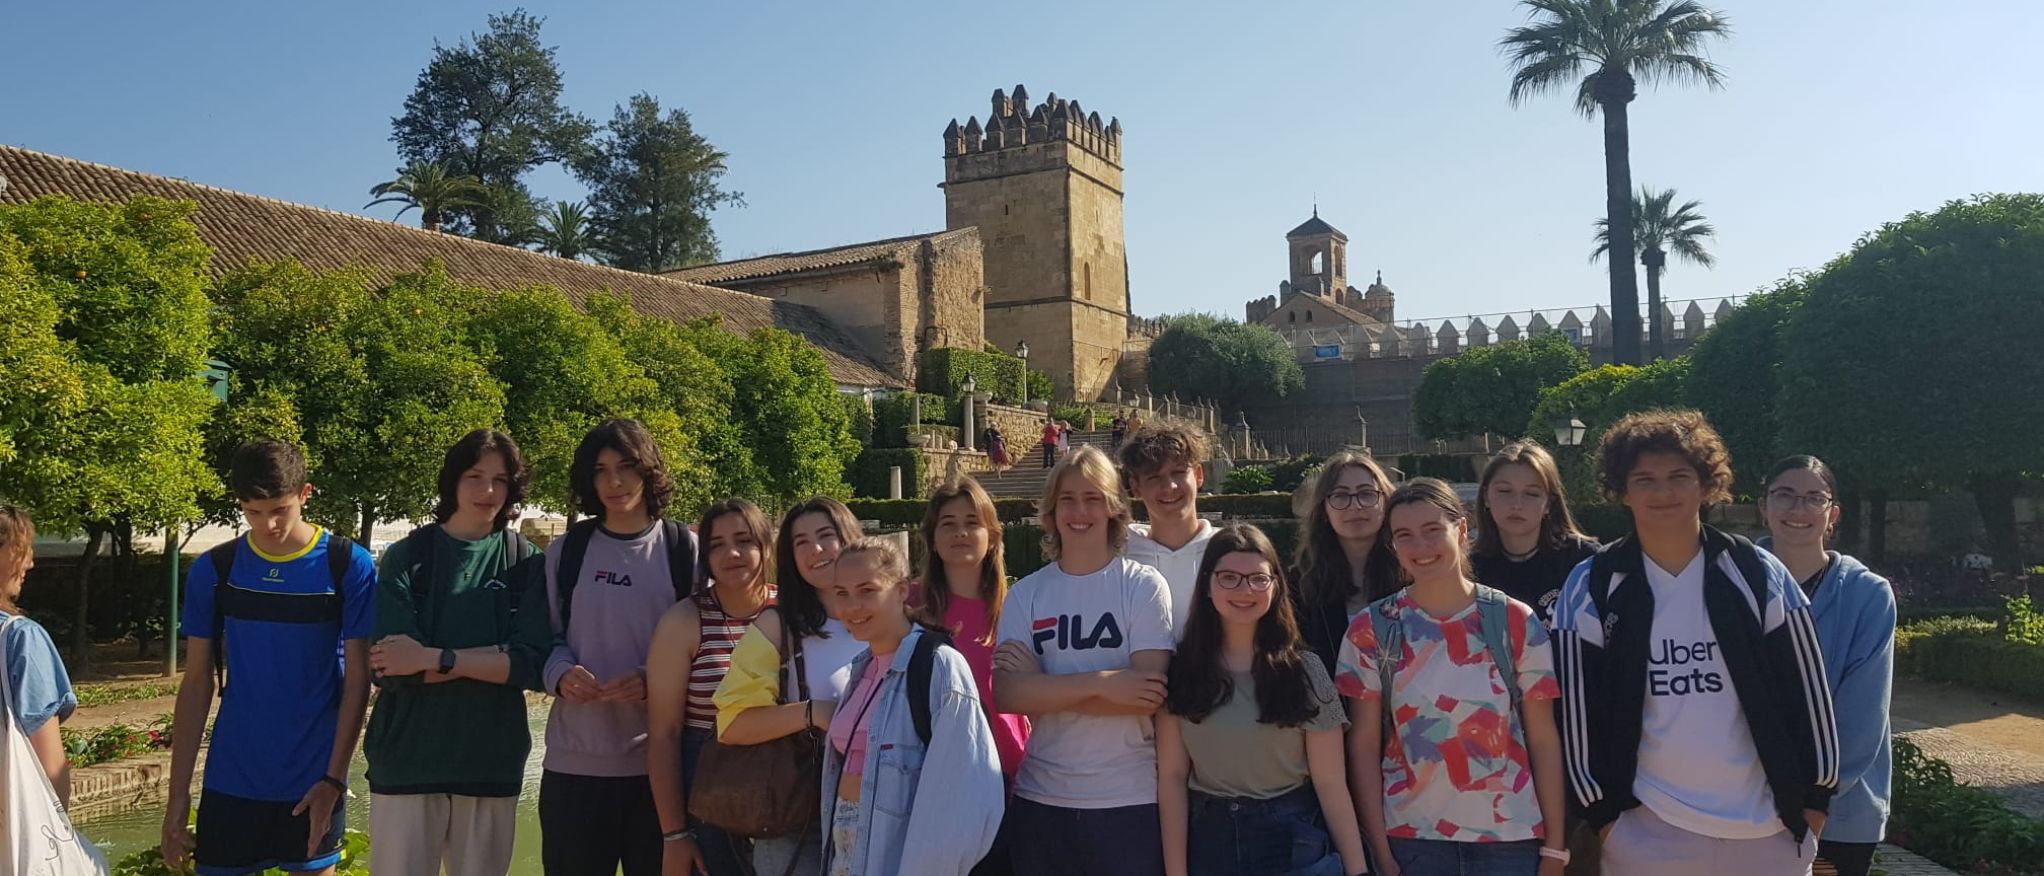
[363,429,554,876]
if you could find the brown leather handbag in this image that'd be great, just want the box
[688,618,822,839]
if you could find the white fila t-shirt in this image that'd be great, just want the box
[1634,551,1781,839]
[996,556,1175,809]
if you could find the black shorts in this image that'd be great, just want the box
[194,788,347,875]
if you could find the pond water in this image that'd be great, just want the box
[79,702,554,870]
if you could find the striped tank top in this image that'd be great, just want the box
[686,584,773,732]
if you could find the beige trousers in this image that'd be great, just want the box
[369,792,520,876]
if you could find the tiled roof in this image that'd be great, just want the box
[0,145,900,388]
[663,229,975,285]
[1286,213,1344,239]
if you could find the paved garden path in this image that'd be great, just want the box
[1891,675,2044,819]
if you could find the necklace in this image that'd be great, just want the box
[1503,545,1539,562]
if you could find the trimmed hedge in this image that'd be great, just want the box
[1895,619,2044,701]
[847,497,1040,526]
[920,347,1025,404]
[850,449,923,499]
[871,392,951,448]
[840,393,873,446]
[1398,452,1474,481]
[1889,735,2044,874]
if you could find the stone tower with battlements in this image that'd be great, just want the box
[942,85,1128,402]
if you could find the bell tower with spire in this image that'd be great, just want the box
[1286,207,1347,298]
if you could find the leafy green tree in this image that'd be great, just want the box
[1527,358,1691,500]
[574,93,743,271]
[469,287,681,513]
[1414,332,1589,440]
[1594,187,1717,359]
[210,262,509,542]
[475,182,546,248]
[1146,314,1305,413]
[1503,0,1732,365]
[584,294,750,516]
[1780,194,2044,572]
[365,160,487,233]
[0,196,215,662]
[537,200,593,261]
[695,326,861,504]
[1686,276,1809,492]
[390,9,593,239]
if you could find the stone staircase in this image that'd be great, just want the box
[971,430,1118,499]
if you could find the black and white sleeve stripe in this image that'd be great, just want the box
[1784,605,1840,789]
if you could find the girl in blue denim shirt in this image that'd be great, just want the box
[819,538,1003,876]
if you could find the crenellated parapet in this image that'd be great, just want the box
[942,85,1123,167]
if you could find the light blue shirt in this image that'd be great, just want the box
[819,626,1004,876]
[2,611,76,735]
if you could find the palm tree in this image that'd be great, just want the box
[1502,0,1731,365]
[366,161,486,233]
[1593,187,1717,359]
[537,200,592,261]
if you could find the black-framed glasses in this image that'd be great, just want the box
[1765,491,1833,512]
[1212,572,1276,592]
[1326,489,1383,510]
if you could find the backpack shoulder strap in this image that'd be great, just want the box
[1368,596,1404,740]
[660,519,696,604]
[909,626,952,746]
[203,540,239,690]
[555,519,600,631]
[1473,585,1523,715]
[403,524,441,622]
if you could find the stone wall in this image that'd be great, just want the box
[913,231,987,363]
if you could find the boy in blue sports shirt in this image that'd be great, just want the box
[161,440,377,876]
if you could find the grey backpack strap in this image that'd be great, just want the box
[1369,596,1404,741]
[1473,585,1523,716]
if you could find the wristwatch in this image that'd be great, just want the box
[437,647,458,675]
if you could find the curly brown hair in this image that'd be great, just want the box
[1595,409,1734,506]
[1116,422,1211,483]
[570,419,676,520]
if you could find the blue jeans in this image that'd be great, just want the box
[1386,838,1538,876]
[1187,785,1343,876]
[681,727,751,876]
[1007,797,1163,876]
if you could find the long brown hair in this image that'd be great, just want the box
[775,496,863,640]
[1167,525,1320,726]
[0,505,33,613]
[1473,440,1588,559]
[1293,450,1400,608]
[918,478,1007,645]
[697,498,774,593]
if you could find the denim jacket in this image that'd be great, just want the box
[819,626,1005,876]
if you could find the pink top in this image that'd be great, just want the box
[921,587,1031,780]
[831,656,889,776]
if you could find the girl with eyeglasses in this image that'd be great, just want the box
[1338,479,1567,876]
[1758,456,1894,876]
[1291,451,1403,674]
[1157,525,1368,876]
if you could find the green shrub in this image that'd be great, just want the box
[1888,735,2044,874]
[1398,452,1475,481]
[116,828,371,874]
[847,496,1041,527]
[62,714,174,768]
[1268,455,1322,493]
[1224,466,1274,493]
[871,392,950,447]
[1146,493,1294,519]
[850,449,924,499]
[2005,595,2044,645]
[920,346,1025,404]
[1025,369,1054,403]
[840,393,873,446]
[1895,617,2044,701]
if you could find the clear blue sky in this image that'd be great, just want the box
[5,0,2040,323]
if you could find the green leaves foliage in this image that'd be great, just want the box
[919,347,1025,404]
[574,93,742,271]
[1685,276,1808,493]
[1414,332,1589,441]
[1146,313,1304,412]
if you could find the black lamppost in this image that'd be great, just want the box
[1551,413,1588,449]
[1014,340,1030,407]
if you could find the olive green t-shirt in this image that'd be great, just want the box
[1177,657,1348,799]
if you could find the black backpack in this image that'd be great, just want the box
[553,518,698,630]
[390,523,535,638]
[906,626,955,746]
[202,531,355,691]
